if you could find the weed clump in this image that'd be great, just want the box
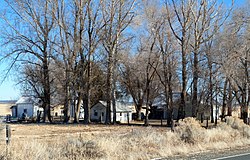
[175,117,205,144]
[62,138,106,159]
[223,116,250,138]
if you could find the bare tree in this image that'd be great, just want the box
[1,0,58,123]
[53,0,87,123]
[190,0,232,117]
[142,0,179,128]
[203,36,216,123]
[216,6,250,123]
[82,0,104,124]
[100,0,136,124]
[118,54,146,121]
[166,0,194,120]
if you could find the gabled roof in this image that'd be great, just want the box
[16,96,35,104]
[94,101,132,112]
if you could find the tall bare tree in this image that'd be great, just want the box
[100,0,135,124]
[142,0,179,128]
[166,0,193,120]
[189,0,232,117]
[1,0,58,123]
[81,0,104,124]
[53,0,87,123]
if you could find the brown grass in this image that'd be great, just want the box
[0,117,250,160]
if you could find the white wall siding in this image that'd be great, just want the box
[17,103,34,118]
[91,103,106,123]
[110,112,132,123]
[118,112,132,123]
[91,102,133,123]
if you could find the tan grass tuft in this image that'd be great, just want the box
[175,117,206,144]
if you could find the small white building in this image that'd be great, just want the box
[91,101,132,123]
[11,96,40,119]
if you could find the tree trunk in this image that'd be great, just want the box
[209,61,214,123]
[144,88,150,126]
[112,60,117,124]
[192,49,198,117]
[136,104,142,121]
[42,58,52,123]
[168,62,173,128]
[83,76,91,124]
[83,93,90,124]
[242,93,248,124]
[169,86,174,130]
[243,52,249,123]
[84,57,91,124]
[105,50,114,124]
[63,72,70,123]
[144,78,151,126]
[112,90,116,124]
[87,93,91,123]
[227,83,232,116]
[63,93,70,123]
[215,87,218,126]
[178,42,187,121]
[221,79,228,121]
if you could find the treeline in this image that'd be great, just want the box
[0,0,249,124]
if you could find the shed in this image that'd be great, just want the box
[11,96,40,119]
[91,101,132,123]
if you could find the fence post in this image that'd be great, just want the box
[6,125,11,145]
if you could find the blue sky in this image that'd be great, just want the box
[0,60,20,100]
[0,80,19,100]
[0,1,20,100]
[0,0,247,100]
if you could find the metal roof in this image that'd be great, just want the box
[16,96,35,104]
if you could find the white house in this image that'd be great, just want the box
[91,101,132,123]
[11,96,40,119]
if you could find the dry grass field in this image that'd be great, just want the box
[0,117,250,160]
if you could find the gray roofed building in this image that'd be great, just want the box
[91,101,133,123]
[11,96,41,120]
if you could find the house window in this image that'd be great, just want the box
[101,112,104,116]
[94,110,98,116]
[24,109,27,114]
[120,113,122,116]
